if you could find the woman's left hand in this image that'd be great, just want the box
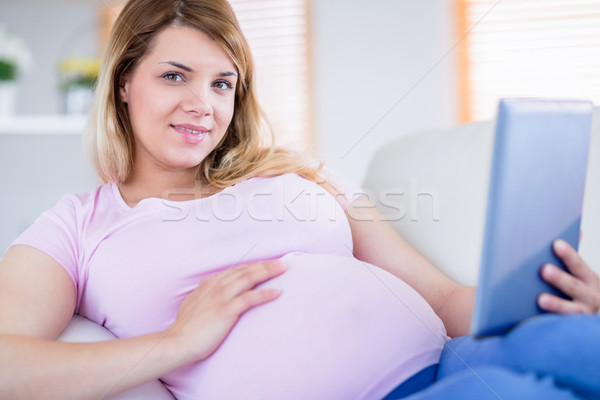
[538,239,600,314]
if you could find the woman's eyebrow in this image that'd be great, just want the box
[160,61,237,78]
[160,61,193,72]
[219,71,238,78]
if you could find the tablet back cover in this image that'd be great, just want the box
[472,98,593,336]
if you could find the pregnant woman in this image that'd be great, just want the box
[1,1,598,399]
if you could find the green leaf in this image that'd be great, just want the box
[0,60,17,82]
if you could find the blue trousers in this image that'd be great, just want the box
[384,314,600,400]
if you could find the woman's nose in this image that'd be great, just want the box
[181,85,213,116]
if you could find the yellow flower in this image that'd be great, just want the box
[57,57,100,90]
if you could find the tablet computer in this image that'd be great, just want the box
[471,98,593,337]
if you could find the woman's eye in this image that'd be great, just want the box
[213,80,233,90]
[163,72,183,82]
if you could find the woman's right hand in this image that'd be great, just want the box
[170,259,286,362]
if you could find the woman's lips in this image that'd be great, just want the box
[171,124,208,144]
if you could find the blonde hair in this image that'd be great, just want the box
[87,0,335,194]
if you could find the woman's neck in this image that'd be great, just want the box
[118,167,210,208]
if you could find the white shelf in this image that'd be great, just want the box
[0,115,87,135]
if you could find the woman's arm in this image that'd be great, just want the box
[345,196,475,337]
[0,245,285,400]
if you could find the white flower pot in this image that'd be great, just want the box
[0,82,17,116]
[65,86,93,115]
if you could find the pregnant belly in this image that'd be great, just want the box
[163,253,448,400]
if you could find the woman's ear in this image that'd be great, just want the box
[119,77,129,104]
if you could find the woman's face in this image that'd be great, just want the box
[120,25,237,176]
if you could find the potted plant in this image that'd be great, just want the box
[0,24,33,116]
[57,57,100,115]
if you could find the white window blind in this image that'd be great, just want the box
[229,0,312,151]
[457,0,600,122]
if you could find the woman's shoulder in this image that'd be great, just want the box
[53,183,115,216]
[8,183,114,282]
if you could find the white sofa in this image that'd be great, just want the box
[363,108,600,285]
[1,109,599,398]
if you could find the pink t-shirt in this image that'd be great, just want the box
[12,173,448,399]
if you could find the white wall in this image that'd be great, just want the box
[310,0,458,186]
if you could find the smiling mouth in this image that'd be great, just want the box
[171,124,208,135]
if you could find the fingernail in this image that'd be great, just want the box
[553,239,568,252]
[541,264,554,278]
[538,293,551,309]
